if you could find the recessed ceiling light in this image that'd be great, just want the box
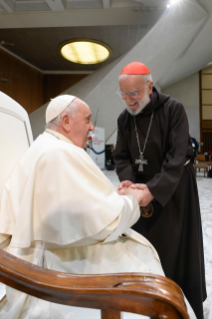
[58,39,112,65]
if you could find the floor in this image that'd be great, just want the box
[103,169,212,319]
[0,170,211,318]
[196,174,212,319]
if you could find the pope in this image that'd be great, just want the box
[0,94,197,319]
[114,62,207,319]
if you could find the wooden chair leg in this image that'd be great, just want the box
[101,310,121,319]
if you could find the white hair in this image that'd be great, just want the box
[46,100,79,129]
[119,73,153,85]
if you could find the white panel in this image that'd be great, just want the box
[202,105,212,120]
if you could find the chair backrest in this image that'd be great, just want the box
[0,92,33,199]
[195,154,205,163]
[0,92,33,246]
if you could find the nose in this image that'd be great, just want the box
[125,95,133,104]
[90,122,94,131]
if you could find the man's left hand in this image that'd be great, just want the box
[118,180,133,190]
[130,184,154,206]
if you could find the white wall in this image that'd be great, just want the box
[162,73,200,141]
[29,55,126,140]
[106,129,117,145]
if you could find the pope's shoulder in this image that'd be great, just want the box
[21,132,87,165]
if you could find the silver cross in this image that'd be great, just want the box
[135,152,148,172]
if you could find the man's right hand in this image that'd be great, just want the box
[118,187,144,204]
[131,184,154,207]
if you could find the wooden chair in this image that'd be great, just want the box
[0,92,189,319]
[0,244,189,319]
[194,154,209,177]
[206,152,212,169]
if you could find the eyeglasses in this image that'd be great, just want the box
[116,89,143,99]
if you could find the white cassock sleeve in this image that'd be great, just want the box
[92,195,139,243]
[2,143,140,249]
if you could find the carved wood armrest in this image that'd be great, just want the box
[0,249,189,319]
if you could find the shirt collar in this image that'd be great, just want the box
[45,129,74,145]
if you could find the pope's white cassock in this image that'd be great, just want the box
[0,129,196,319]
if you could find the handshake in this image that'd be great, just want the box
[117,180,154,207]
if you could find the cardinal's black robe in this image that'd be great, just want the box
[114,87,207,319]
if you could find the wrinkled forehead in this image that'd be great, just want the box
[76,101,92,117]
[119,75,146,91]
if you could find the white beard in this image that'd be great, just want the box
[125,93,150,116]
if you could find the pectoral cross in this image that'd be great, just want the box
[135,152,148,172]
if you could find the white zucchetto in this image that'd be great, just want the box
[46,95,76,124]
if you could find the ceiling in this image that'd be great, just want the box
[0,25,152,72]
[0,0,167,13]
[0,0,167,72]
[2,0,212,140]
[28,0,212,141]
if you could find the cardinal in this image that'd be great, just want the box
[114,61,207,319]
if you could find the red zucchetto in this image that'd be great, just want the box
[120,62,151,75]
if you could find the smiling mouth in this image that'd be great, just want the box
[128,101,138,108]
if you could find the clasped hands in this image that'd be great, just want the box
[117,180,154,207]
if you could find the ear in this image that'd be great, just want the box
[148,81,154,95]
[61,114,71,132]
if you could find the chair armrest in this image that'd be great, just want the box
[0,249,189,319]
